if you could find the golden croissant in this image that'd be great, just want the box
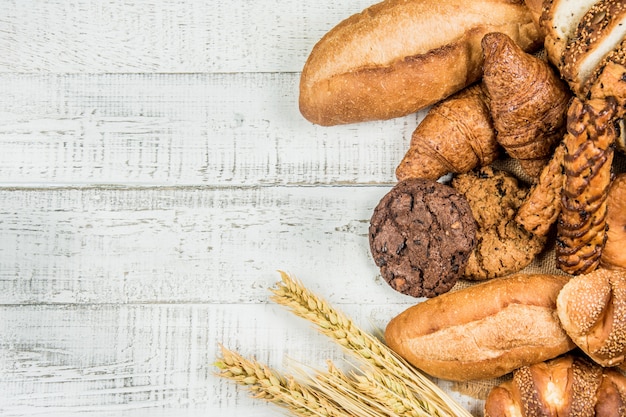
[395,83,499,181]
[481,32,571,179]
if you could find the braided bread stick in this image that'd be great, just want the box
[556,96,617,275]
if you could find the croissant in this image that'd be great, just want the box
[556,97,617,275]
[395,83,499,181]
[557,268,626,368]
[484,354,626,417]
[481,32,571,178]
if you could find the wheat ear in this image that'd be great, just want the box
[215,344,350,417]
[270,271,473,417]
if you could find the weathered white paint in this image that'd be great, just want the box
[0,73,418,186]
[0,1,484,416]
[0,185,404,305]
[0,0,373,73]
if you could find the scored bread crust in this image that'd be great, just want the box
[299,0,541,126]
[384,273,575,381]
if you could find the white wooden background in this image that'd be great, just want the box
[0,1,483,416]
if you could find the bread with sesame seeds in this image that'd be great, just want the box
[557,268,626,368]
[484,354,626,417]
[539,0,601,73]
[540,0,626,99]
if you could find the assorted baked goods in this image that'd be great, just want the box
[384,273,575,381]
[300,0,626,413]
[368,178,477,298]
[298,0,542,126]
[451,167,546,280]
[484,354,626,416]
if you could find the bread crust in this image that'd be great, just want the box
[384,274,575,381]
[485,355,626,416]
[557,268,626,367]
[299,0,541,125]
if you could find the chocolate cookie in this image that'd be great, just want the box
[369,178,477,298]
[451,167,547,280]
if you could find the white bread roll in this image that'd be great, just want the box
[299,0,542,126]
[384,274,575,381]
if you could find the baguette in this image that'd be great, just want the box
[299,0,542,126]
[384,273,575,381]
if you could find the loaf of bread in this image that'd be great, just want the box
[484,354,626,417]
[299,0,542,126]
[539,0,626,99]
[384,273,575,381]
[557,268,626,367]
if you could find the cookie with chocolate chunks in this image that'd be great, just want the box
[369,178,477,298]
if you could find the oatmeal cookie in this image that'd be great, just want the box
[452,167,546,280]
[369,178,477,298]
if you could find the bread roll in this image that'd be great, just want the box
[299,0,542,126]
[601,174,626,270]
[557,268,626,367]
[384,273,575,381]
[484,354,626,417]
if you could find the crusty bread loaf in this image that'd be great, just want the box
[299,0,542,126]
[557,268,626,367]
[384,273,575,381]
[484,354,626,417]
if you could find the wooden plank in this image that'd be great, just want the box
[0,302,480,417]
[0,73,418,187]
[0,185,417,306]
[0,0,373,73]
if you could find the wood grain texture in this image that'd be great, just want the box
[0,0,485,415]
[0,185,401,305]
[0,0,373,73]
[0,73,417,186]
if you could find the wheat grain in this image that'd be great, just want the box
[215,345,350,417]
[270,271,473,417]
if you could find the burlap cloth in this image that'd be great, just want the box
[443,150,626,401]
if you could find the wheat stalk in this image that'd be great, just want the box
[270,270,473,417]
[215,344,350,417]
[311,360,430,417]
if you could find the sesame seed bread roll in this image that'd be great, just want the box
[484,355,626,417]
[384,273,575,381]
[557,268,626,368]
[299,0,542,126]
